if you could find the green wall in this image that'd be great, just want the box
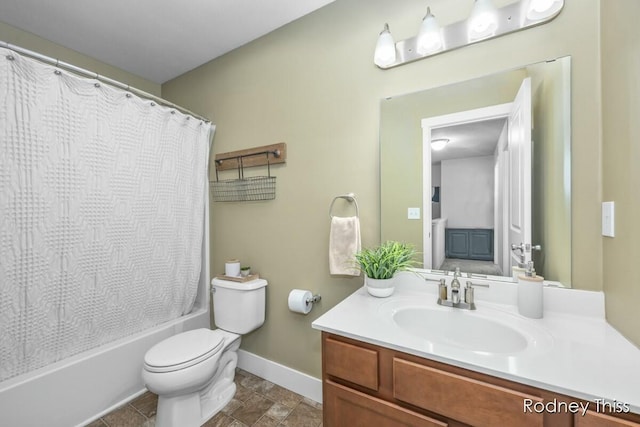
[162,0,612,378]
[601,0,640,347]
[528,59,572,286]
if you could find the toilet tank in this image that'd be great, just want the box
[211,278,267,334]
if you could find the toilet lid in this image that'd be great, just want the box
[144,328,224,373]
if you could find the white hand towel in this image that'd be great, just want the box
[329,216,361,276]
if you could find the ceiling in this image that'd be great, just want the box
[0,0,336,84]
[431,117,508,164]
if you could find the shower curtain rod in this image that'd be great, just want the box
[1,40,211,123]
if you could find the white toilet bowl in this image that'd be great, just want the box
[142,278,268,427]
[143,328,241,427]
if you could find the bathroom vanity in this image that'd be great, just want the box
[312,273,640,426]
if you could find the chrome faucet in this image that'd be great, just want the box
[511,243,542,267]
[436,269,490,310]
[450,268,461,304]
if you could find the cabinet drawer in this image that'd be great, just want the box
[325,337,379,391]
[325,380,447,427]
[575,410,640,427]
[393,358,544,427]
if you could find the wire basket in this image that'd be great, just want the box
[211,176,276,202]
[211,148,279,202]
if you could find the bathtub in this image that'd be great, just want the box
[0,304,210,427]
[0,206,211,427]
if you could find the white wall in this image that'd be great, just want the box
[442,156,495,228]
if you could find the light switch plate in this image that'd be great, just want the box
[408,207,421,220]
[602,201,615,237]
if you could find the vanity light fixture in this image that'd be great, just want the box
[374,0,564,69]
[431,138,449,151]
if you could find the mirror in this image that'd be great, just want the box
[380,57,571,286]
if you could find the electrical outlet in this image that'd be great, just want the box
[407,207,421,220]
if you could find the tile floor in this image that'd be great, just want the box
[85,369,323,427]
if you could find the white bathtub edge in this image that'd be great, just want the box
[237,349,322,404]
[79,388,148,427]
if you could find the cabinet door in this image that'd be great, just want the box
[469,229,493,260]
[446,229,469,258]
[324,337,379,391]
[575,411,640,427]
[393,358,543,427]
[325,380,447,427]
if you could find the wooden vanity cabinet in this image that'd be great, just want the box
[322,332,640,427]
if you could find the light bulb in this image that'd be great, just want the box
[431,139,449,151]
[468,0,498,41]
[531,0,555,12]
[374,23,396,67]
[525,0,563,21]
[417,7,443,55]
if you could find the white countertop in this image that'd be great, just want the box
[312,271,640,413]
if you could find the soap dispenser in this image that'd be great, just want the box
[517,261,544,319]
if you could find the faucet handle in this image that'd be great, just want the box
[466,281,490,289]
[438,279,447,301]
[423,277,448,301]
[465,281,490,308]
[464,284,475,307]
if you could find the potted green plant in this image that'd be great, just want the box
[354,241,416,297]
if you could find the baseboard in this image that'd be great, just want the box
[237,349,322,403]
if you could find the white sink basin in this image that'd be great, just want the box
[394,307,528,353]
[380,299,553,356]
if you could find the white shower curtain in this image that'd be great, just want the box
[0,47,213,382]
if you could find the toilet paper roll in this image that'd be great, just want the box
[288,289,313,314]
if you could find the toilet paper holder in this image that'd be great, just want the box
[307,294,322,305]
[288,289,322,314]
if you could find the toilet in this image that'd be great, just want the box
[142,278,267,427]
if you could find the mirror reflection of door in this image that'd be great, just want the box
[422,78,532,276]
[508,78,533,271]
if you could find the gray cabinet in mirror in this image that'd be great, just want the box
[380,56,571,286]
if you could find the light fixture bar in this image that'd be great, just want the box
[377,0,564,69]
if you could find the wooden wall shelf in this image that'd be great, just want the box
[214,142,287,171]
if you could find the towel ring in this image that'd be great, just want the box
[329,193,359,219]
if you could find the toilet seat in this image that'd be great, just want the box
[144,328,225,373]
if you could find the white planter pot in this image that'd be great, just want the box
[365,276,395,298]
